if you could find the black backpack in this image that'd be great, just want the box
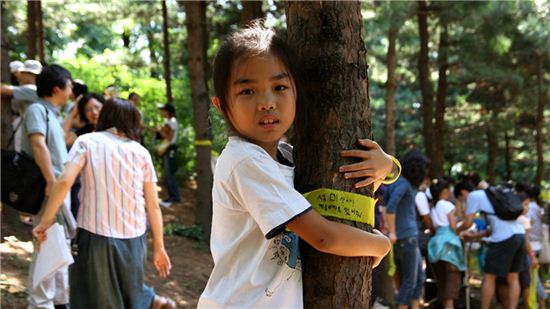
[484,186,523,221]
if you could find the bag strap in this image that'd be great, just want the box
[6,102,49,149]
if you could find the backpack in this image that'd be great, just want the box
[484,186,523,221]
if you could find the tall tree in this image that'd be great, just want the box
[1,1,12,148]
[286,2,374,307]
[417,0,435,172]
[182,1,213,239]
[161,0,172,102]
[534,53,545,186]
[432,18,448,177]
[26,0,44,62]
[240,1,264,26]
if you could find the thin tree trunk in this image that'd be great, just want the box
[534,53,545,186]
[36,0,44,63]
[504,131,512,181]
[1,1,13,148]
[240,0,264,26]
[27,0,38,59]
[384,26,398,156]
[182,1,213,241]
[417,0,434,171]
[433,20,448,177]
[162,0,173,102]
[287,2,373,308]
[486,109,498,184]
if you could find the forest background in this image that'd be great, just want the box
[1,0,549,218]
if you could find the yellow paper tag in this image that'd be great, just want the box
[303,188,376,225]
[195,139,212,146]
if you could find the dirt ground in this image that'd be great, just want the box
[0,182,213,309]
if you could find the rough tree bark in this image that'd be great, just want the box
[286,2,374,308]
[384,26,398,156]
[26,0,38,60]
[1,1,13,148]
[36,0,44,62]
[240,0,264,26]
[162,0,173,102]
[504,131,512,181]
[417,0,435,171]
[433,20,448,177]
[486,106,498,184]
[182,1,213,240]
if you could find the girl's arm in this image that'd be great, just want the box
[32,162,82,246]
[287,210,391,266]
[143,181,171,278]
[448,208,457,231]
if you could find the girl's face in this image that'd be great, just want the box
[84,98,102,125]
[440,188,451,201]
[218,53,296,154]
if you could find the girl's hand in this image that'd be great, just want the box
[32,221,53,251]
[339,139,393,188]
[153,247,172,278]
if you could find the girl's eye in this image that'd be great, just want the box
[274,85,288,91]
[238,89,254,95]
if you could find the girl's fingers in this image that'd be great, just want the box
[343,169,375,180]
[358,139,380,149]
[340,150,370,159]
[354,177,376,188]
[340,161,370,172]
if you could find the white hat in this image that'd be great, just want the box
[19,60,42,75]
[9,60,24,73]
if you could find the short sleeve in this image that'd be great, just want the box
[228,155,311,238]
[12,85,38,101]
[24,104,47,136]
[415,192,430,216]
[142,150,158,183]
[67,136,88,167]
[442,200,455,215]
[465,191,481,215]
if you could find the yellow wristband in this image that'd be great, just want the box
[381,156,401,185]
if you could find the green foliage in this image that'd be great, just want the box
[164,223,208,250]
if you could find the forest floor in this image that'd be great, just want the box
[0,181,213,309]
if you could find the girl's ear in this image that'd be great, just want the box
[211,96,222,112]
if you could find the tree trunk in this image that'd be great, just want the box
[534,53,545,187]
[286,2,373,308]
[36,0,44,63]
[384,26,398,156]
[27,0,38,60]
[162,0,173,103]
[486,109,497,184]
[504,131,512,181]
[182,1,213,241]
[1,1,13,148]
[417,0,434,172]
[432,20,448,177]
[240,1,264,26]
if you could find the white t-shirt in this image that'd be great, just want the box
[164,117,178,145]
[431,200,455,228]
[199,136,311,308]
[415,191,431,216]
[465,190,524,243]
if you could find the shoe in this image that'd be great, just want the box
[152,295,176,309]
[159,199,172,208]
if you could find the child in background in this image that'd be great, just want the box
[33,99,175,309]
[198,22,394,308]
[428,178,465,309]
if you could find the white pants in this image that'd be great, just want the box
[27,193,74,309]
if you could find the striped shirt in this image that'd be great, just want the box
[67,129,157,238]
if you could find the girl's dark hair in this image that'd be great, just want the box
[78,93,105,124]
[430,178,449,204]
[212,20,301,131]
[401,149,430,188]
[453,181,474,198]
[96,98,141,141]
[36,64,72,98]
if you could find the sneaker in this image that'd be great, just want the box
[159,199,172,208]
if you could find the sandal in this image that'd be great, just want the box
[152,295,176,309]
